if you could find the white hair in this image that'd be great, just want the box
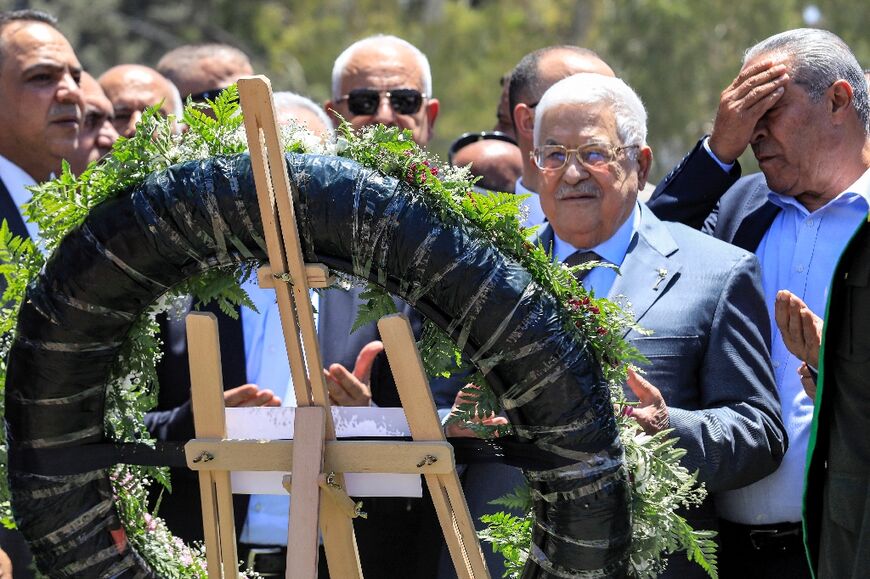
[273,91,334,136]
[533,73,647,148]
[331,35,432,99]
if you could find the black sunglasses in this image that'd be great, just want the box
[447,131,518,165]
[337,88,426,116]
[188,88,235,103]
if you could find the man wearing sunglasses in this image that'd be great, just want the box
[325,35,439,147]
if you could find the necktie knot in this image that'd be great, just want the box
[565,250,601,282]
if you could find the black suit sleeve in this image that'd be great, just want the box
[648,137,742,232]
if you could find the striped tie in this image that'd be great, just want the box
[565,250,600,282]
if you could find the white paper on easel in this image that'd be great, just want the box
[226,406,422,497]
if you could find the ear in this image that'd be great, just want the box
[425,97,440,129]
[513,103,535,140]
[636,146,653,189]
[829,79,854,124]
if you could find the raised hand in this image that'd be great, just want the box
[775,289,823,369]
[708,59,789,163]
[224,383,281,407]
[325,340,384,406]
[444,384,509,438]
[625,368,670,435]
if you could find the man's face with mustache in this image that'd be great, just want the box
[536,102,650,249]
[0,20,83,182]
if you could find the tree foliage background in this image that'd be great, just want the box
[4,0,868,180]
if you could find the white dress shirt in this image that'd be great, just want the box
[514,178,548,232]
[0,154,40,242]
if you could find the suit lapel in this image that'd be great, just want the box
[608,207,680,334]
[731,177,780,251]
[0,178,30,240]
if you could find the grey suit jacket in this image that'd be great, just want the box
[541,204,786,494]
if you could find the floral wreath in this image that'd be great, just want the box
[0,88,716,578]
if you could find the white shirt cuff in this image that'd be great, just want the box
[703,136,735,173]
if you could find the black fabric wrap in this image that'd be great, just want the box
[4,154,630,578]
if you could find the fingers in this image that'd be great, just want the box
[797,362,817,401]
[729,62,789,104]
[326,364,371,406]
[352,340,385,384]
[626,367,661,404]
[625,368,669,435]
[801,307,824,368]
[223,383,259,406]
[224,384,281,407]
[709,60,788,163]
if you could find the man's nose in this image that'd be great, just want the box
[562,155,589,183]
[98,122,119,148]
[57,71,83,105]
[372,94,398,126]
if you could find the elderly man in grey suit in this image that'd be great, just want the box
[453,72,787,578]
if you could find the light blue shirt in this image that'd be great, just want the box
[717,167,870,524]
[514,178,548,232]
[238,276,318,545]
[550,203,640,297]
[0,153,40,243]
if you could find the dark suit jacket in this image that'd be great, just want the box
[0,177,36,578]
[804,216,870,578]
[648,137,779,250]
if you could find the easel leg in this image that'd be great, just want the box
[286,407,327,578]
[187,312,240,579]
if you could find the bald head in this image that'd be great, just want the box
[69,72,118,173]
[157,44,252,100]
[509,46,615,192]
[99,64,181,137]
[326,35,439,146]
[452,138,523,193]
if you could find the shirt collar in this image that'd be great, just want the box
[0,153,37,209]
[515,177,534,196]
[551,202,640,266]
[767,165,870,215]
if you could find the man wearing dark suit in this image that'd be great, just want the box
[453,71,786,579]
[647,29,870,578]
[0,9,85,577]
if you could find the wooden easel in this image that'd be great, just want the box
[182,76,490,579]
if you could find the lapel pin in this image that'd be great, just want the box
[653,268,668,290]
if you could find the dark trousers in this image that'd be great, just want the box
[718,519,812,579]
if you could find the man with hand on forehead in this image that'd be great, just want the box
[648,29,870,577]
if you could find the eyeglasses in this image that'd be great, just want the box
[447,131,517,165]
[532,143,639,172]
[336,88,427,116]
